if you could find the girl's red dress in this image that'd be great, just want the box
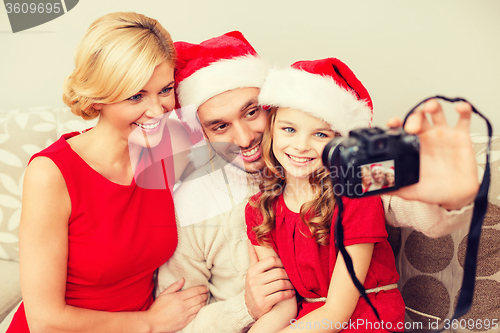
[7,132,177,332]
[246,194,405,332]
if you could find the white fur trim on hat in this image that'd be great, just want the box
[176,104,199,134]
[258,67,372,137]
[177,56,271,131]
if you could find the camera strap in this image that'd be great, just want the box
[334,96,492,332]
[334,195,382,319]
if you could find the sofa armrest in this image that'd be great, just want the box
[0,260,21,324]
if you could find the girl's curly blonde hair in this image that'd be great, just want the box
[250,107,336,246]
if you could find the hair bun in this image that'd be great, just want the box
[63,73,99,120]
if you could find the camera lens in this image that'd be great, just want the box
[322,137,346,170]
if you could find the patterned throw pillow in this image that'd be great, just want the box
[0,108,97,262]
[390,135,500,333]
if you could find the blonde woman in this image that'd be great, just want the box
[360,166,372,193]
[8,12,207,333]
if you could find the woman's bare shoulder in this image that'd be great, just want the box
[24,156,71,218]
[26,156,64,184]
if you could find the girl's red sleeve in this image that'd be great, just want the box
[245,193,262,246]
[339,196,387,247]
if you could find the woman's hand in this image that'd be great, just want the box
[386,99,479,210]
[147,279,208,333]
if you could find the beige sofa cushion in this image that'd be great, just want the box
[0,108,97,262]
[0,260,20,323]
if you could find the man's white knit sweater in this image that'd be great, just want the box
[157,153,472,333]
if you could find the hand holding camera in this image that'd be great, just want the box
[327,98,487,323]
[323,99,479,209]
[387,99,479,210]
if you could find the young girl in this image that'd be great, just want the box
[245,58,405,332]
[384,167,396,188]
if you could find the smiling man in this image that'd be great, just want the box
[368,164,386,191]
[156,32,295,333]
[156,31,479,333]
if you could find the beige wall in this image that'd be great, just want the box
[1,0,498,134]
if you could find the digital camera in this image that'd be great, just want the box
[321,127,420,198]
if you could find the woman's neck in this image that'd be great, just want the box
[87,124,132,161]
[69,122,136,185]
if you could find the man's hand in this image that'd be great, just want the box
[244,240,295,320]
[386,99,479,210]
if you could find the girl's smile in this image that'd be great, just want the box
[285,153,316,165]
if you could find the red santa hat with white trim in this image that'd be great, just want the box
[370,163,384,172]
[258,58,373,137]
[174,31,270,132]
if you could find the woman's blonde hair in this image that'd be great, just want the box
[63,12,176,120]
[250,107,336,246]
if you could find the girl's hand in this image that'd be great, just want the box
[147,279,208,333]
[385,99,479,210]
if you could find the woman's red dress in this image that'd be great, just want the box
[8,132,177,332]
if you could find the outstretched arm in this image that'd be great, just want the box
[382,195,473,238]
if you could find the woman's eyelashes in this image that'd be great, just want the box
[126,85,173,102]
[160,85,174,94]
[283,127,296,133]
[127,93,142,102]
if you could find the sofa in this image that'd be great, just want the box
[0,107,97,331]
[0,107,498,332]
[391,134,500,333]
